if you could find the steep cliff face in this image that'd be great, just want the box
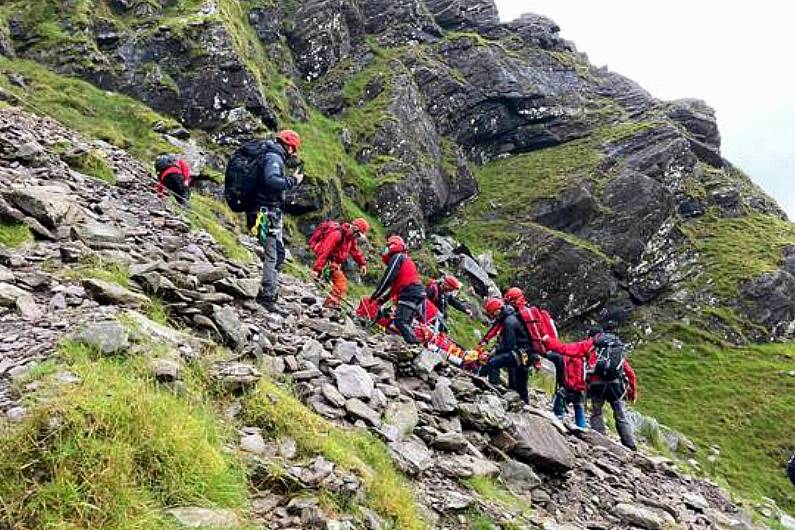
[0,0,794,514]
[3,0,791,341]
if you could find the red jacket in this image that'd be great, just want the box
[156,159,191,197]
[544,335,637,400]
[372,252,421,302]
[312,224,366,272]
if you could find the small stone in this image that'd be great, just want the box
[613,503,676,530]
[6,406,27,422]
[148,358,181,382]
[50,292,67,310]
[333,340,358,363]
[83,278,149,307]
[166,507,239,528]
[240,432,267,455]
[15,294,42,320]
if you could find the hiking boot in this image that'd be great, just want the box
[256,295,287,316]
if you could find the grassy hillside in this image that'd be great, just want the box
[633,325,795,511]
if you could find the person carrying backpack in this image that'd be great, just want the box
[370,235,425,344]
[154,154,191,207]
[310,218,369,308]
[241,130,304,312]
[543,326,637,449]
[425,275,471,332]
[480,297,534,404]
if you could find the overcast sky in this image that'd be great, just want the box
[493,1,795,218]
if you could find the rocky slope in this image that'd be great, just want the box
[0,105,786,530]
[0,0,793,516]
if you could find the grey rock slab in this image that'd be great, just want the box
[240,432,268,455]
[500,459,542,494]
[211,305,249,349]
[333,364,374,399]
[74,320,130,354]
[215,277,259,299]
[0,282,28,306]
[613,503,677,530]
[71,222,126,249]
[15,294,42,320]
[384,399,419,437]
[509,412,576,474]
[437,454,499,478]
[149,358,181,381]
[345,398,381,427]
[458,394,512,431]
[430,378,458,413]
[166,507,239,528]
[125,310,206,351]
[308,396,346,420]
[83,278,149,307]
[332,340,358,363]
[299,338,325,367]
[5,185,80,229]
[322,383,347,408]
[189,262,229,284]
[431,431,469,452]
[211,362,261,392]
[389,438,433,475]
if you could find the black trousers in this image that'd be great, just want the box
[394,284,425,344]
[163,173,190,206]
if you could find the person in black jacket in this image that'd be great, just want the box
[250,130,304,312]
[788,450,795,486]
[480,297,533,404]
[425,275,471,332]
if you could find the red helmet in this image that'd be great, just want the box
[443,275,461,291]
[276,129,301,152]
[351,217,369,235]
[504,287,525,307]
[484,297,503,317]
[387,235,405,246]
[381,235,406,263]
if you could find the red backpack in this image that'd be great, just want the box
[308,220,341,255]
[562,355,587,392]
[518,306,558,353]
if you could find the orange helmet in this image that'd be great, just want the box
[504,287,525,307]
[386,234,405,246]
[351,217,369,235]
[276,129,301,152]
[484,297,503,317]
[443,275,461,291]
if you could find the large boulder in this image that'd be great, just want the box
[509,413,576,473]
[388,438,433,475]
[74,320,130,355]
[740,269,795,336]
[4,185,80,229]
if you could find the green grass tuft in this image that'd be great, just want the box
[242,379,427,529]
[68,254,131,287]
[62,148,116,184]
[0,220,33,248]
[188,194,254,264]
[0,341,248,530]
[461,476,532,516]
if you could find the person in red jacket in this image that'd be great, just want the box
[370,235,425,344]
[311,218,369,308]
[154,154,191,207]
[543,326,638,450]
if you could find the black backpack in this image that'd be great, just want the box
[591,333,627,381]
[154,154,178,176]
[224,139,269,213]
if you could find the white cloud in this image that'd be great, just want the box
[493,0,795,217]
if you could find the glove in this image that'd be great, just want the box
[293,171,305,185]
[359,265,367,275]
